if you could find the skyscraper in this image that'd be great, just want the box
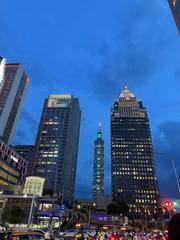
[32,94,81,205]
[0,63,29,144]
[0,57,6,90]
[111,85,161,219]
[92,125,104,200]
[168,0,180,33]
[0,137,26,190]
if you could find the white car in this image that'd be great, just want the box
[65,230,78,237]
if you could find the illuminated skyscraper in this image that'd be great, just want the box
[111,85,161,219]
[92,125,104,200]
[0,63,29,144]
[32,94,81,205]
[168,0,180,33]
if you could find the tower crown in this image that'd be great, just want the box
[97,123,102,139]
[119,84,135,99]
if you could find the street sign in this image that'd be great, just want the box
[60,204,65,214]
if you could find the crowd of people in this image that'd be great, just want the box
[75,229,168,240]
[73,213,180,240]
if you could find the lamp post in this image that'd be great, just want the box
[154,152,180,227]
[154,152,180,195]
[88,202,96,225]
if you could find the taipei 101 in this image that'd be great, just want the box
[0,1,180,239]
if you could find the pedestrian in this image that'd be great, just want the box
[6,232,12,240]
[76,232,83,240]
[168,213,180,240]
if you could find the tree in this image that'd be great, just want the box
[2,206,26,224]
[107,201,129,216]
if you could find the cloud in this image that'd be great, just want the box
[21,109,38,129]
[154,121,180,198]
[155,121,180,156]
[84,1,175,102]
[13,110,38,145]
[86,42,157,102]
[13,129,27,144]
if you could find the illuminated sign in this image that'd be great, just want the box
[10,155,18,163]
[47,94,73,107]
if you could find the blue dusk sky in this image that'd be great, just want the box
[1,0,180,200]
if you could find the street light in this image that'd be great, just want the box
[88,202,96,225]
[162,200,175,219]
[154,152,180,195]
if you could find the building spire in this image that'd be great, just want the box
[97,123,102,139]
[124,83,128,91]
[119,84,135,99]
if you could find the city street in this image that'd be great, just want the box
[1,1,180,239]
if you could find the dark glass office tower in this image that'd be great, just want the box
[92,125,104,200]
[0,63,29,144]
[111,85,161,219]
[32,94,81,205]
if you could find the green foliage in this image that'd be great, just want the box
[79,208,88,216]
[107,201,129,215]
[2,206,26,224]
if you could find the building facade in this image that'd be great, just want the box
[14,145,34,176]
[0,194,38,224]
[92,126,104,200]
[0,137,26,191]
[32,94,81,205]
[168,0,180,33]
[95,193,111,210]
[0,63,29,144]
[111,85,161,219]
[0,57,6,90]
[23,176,45,197]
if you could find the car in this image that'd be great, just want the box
[65,229,78,237]
[6,231,45,240]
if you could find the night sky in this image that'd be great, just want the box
[1,0,180,200]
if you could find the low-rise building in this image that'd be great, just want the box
[0,138,26,193]
[23,176,45,197]
[0,194,38,224]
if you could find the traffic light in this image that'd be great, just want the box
[164,201,173,208]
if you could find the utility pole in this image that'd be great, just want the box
[171,157,180,194]
[88,203,96,225]
[28,197,35,224]
[154,152,180,196]
[58,193,64,235]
